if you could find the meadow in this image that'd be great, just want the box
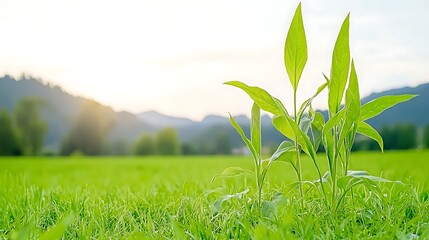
[1,150,429,239]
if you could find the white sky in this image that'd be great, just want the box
[0,0,428,120]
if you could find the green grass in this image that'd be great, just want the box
[1,151,429,239]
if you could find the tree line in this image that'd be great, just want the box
[353,124,429,151]
[0,98,47,155]
[2,97,429,156]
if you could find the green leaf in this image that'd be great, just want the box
[272,115,295,141]
[274,114,317,161]
[224,81,283,115]
[212,167,253,181]
[357,121,384,152]
[169,216,187,239]
[297,81,328,122]
[251,103,261,158]
[322,73,330,83]
[311,111,325,131]
[310,111,325,150]
[229,114,258,159]
[299,116,312,134]
[288,117,317,161]
[360,95,417,121]
[259,97,297,141]
[212,188,249,213]
[337,170,402,189]
[339,59,360,144]
[328,13,350,115]
[39,212,75,240]
[322,110,345,169]
[284,3,307,92]
[269,140,297,165]
[322,109,345,138]
[11,224,30,240]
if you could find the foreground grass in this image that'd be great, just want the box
[1,151,429,239]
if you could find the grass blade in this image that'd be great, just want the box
[39,212,75,240]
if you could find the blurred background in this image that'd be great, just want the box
[0,0,428,157]
[0,74,428,156]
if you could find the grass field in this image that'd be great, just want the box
[1,150,429,239]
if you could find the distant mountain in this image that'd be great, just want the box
[138,110,196,128]
[1,74,428,153]
[0,75,155,151]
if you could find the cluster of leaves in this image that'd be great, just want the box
[216,3,416,212]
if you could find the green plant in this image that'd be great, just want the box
[222,2,416,211]
[212,103,297,207]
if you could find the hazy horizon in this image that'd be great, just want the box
[1,0,428,121]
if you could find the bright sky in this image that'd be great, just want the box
[1,0,428,120]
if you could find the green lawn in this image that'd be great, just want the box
[1,150,429,239]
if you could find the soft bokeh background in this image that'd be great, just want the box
[0,1,428,156]
[0,0,428,119]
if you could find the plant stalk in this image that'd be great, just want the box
[331,126,338,214]
[255,157,262,207]
[293,90,304,208]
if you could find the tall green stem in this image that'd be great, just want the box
[331,127,338,213]
[293,91,304,208]
[255,158,262,207]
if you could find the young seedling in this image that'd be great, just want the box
[221,2,416,212]
[213,103,297,207]
[224,3,327,206]
[319,14,416,213]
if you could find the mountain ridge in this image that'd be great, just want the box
[1,75,428,153]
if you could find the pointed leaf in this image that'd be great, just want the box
[269,141,297,164]
[338,170,402,189]
[274,114,317,161]
[284,3,307,91]
[360,95,417,121]
[251,103,261,157]
[272,115,295,140]
[322,109,345,137]
[310,111,325,150]
[297,81,328,122]
[224,81,283,115]
[212,167,253,181]
[287,117,317,161]
[322,73,330,83]
[357,121,383,151]
[299,116,312,134]
[311,111,325,131]
[322,110,345,168]
[229,114,258,159]
[328,14,350,115]
[339,59,360,144]
[212,188,250,213]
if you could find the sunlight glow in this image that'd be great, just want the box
[0,0,428,120]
